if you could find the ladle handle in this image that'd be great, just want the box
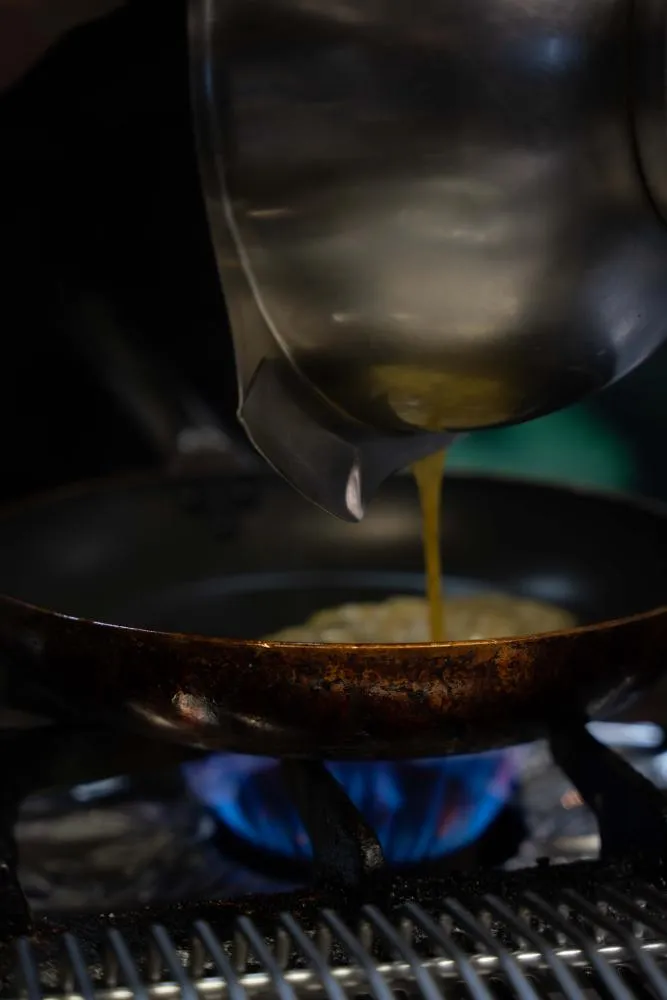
[65,295,260,475]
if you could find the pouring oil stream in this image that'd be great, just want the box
[411,450,447,642]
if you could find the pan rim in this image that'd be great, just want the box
[0,592,666,653]
[0,467,666,654]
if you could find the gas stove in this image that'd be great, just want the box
[12,720,663,913]
[2,709,667,998]
[3,4,667,994]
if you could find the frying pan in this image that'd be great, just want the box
[0,307,666,759]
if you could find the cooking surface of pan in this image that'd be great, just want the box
[0,471,664,758]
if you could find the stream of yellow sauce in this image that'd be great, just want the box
[411,450,447,641]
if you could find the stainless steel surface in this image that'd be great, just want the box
[190,0,667,519]
[13,887,667,999]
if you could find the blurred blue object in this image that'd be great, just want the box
[183,750,516,865]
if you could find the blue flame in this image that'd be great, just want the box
[182,752,515,865]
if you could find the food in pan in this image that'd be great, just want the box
[267,592,576,643]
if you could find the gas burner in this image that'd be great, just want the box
[182,750,516,867]
[0,715,666,1000]
[3,717,666,923]
[1,694,666,994]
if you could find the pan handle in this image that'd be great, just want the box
[65,295,260,475]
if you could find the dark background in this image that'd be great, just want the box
[0,0,237,498]
[0,0,665,505]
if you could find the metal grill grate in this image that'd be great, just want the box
[10,883,667,1000]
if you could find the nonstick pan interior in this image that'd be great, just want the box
[0,471,665,757]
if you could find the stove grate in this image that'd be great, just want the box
[9,883,667,1000]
